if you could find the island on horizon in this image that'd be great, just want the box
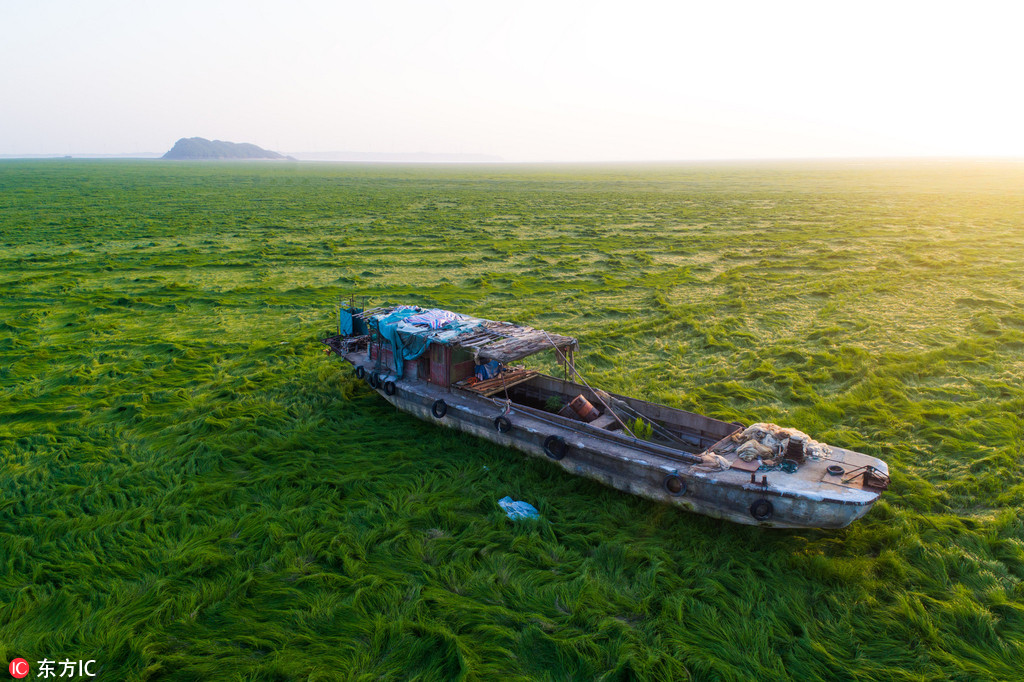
[162,137,294,161]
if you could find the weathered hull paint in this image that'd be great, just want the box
[345,353,882,529]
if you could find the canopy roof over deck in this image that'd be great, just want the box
[348,304,577,365]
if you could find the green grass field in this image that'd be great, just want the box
[1,160,1022,680]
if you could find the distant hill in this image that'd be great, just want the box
[162,137,293,160]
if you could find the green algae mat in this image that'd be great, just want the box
[1,160,1022,680]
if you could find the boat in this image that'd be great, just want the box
[321,303,890,529]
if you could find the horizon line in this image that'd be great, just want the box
[3,153,1024,165]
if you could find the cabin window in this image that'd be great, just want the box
[450,348,475,384]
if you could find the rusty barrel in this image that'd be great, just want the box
[569,394,600,422]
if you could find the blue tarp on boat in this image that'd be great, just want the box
[339,307,368,336]
[376,308,432,378]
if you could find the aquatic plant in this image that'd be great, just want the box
[0,160,1022,679]
[544,395,566,413]
[630,417,654,441]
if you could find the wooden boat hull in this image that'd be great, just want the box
[340,350,884,529]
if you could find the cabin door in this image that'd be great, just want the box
[429,344,450,386]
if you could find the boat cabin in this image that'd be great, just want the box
[342,304,577,385]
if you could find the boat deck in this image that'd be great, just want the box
[710,447,885,506]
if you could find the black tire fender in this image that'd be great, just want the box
[431,399,448,419]
[354,365,365,379]
[750,498,774,521]
[494,416,512,433]
[664,474,687,496]
[369,372,381,389]
[384,380,396,396]
[544,435,567,460]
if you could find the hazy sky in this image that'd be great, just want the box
[2,0,1022,161]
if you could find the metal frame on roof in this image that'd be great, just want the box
[459,321,577,364]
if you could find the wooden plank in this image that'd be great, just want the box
[465,369,535,391]
[588,413,619,430]
[462,337,502,348]
[478,371,538,396]
[460,369,538,395]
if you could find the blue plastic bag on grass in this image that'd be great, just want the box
[498,496,540,520]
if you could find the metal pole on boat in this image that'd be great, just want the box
[540,330,637,440]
